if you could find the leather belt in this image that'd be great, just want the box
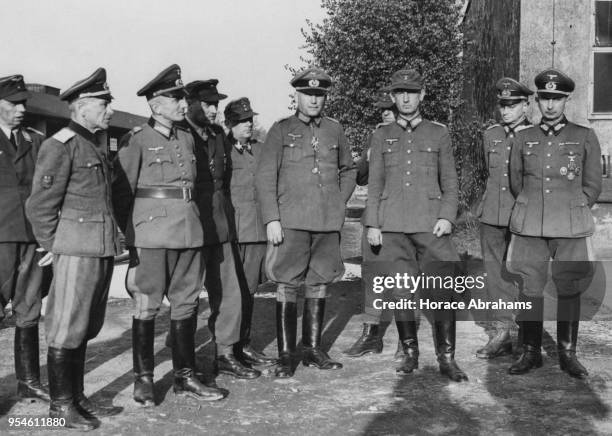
[136,187,193,201]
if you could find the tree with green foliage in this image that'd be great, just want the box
[298,0,487,211]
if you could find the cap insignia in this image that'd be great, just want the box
[545,81,557,90]
[309,79,320,87]
[501,89,511,97]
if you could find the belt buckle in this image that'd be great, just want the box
[182,187,192,202]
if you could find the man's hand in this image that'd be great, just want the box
[432,219,452,237]
[36,248,53,267]
[267,220,284,245]
[366,148,371,162]
[367,227,383,246]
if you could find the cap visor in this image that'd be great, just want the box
[537,90,569,99]
[296,87,327,96]
[388,84,421,92]
[4,91,30,102]
[374,102,395,109]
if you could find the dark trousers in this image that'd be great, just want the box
[0,242,50,327]
[362,231,459,324]
[238,242,267,294]
[507,235,595,297]
[128,248,201,321]
[203,242,243,353]
[45,255,113,349]
[265,229,344,302]
[480,223,521,327]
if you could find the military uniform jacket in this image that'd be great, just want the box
[0,127,44,242]
[509,120,602,238]
[186,119,235,246]
[26,122,120,257]
[478,122,530,226]
[364,118,458,232]
[112,119,203,248]
[255,113,357,232]
[228,136,266,243]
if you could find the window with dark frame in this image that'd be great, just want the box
[594,0,612,113]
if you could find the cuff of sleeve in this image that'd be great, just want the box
[38,237,54,253]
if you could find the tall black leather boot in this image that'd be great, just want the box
[435,311,468,382]
[557,295,588,379]
[172,318,227,400]
[236,294,277,366]
[343,323,383,357]
[275,301,297,378]
[396,320,419,374]
[132,318,155,407]
[73,342,122,417]
[509,296,543,375]
[48,347,97,431]
[302,298,343,370]
[15,325,50,401]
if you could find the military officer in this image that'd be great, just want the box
[0,74,50,403]
[364,69,467,381]
[26,68,122,430]
[183,80,260,379]
[112,65,227,406]
[344,89,407,358]
[475,78,532,359]
[255,67,357,378]
[224,97,277,365]
[507,68,602,378]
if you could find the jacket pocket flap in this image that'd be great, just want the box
[428,191,442,200]
[418,143,440,153]
[60,209,104,222]
[570,198,588,208]
[75,157,103,168]
[135,207,167,225]
[146,153,172,165]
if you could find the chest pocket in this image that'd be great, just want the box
[382,141,400,167]
[145,151,175,182]
[487,141,504,168]
[418,143,439,167]
[559,142,583,160]
[319,142,339,162]
[75,154,105,187]
[282,141,302,162]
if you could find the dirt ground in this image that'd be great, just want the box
[0,220,611,436]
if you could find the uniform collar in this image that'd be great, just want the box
[396,113,422,131]
[503,117,529,138]
[69,120,100,145]
[148,117,176,139]
[296,111,322,126]
[539,115,567,136]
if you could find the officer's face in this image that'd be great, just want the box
[201,101,218,124]
[498,100,527,125]
[296,91,326,117]
[537,94,568,122]
[81,98,114,131]
[156,96,187,123]
[0,99,26,129]
[381,109,396,124]
[231,117,253,142]
[391,89,425,117]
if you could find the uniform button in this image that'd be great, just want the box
[507,146,511,150]
[78,218,83,223]
[87,162,92,168]
[318,183,322,188]
[156,158,161,163]
[407,150,412,154]
[505,160,509,163]
[179,162,184,167]
[182,171,186,175]
[545,189,551,193]
[407,160,412,164]
[406,171,411,175]
[546,165,551,169]
[149,216,153,221]
[546,177,550,181]
[501,187,507,191]
[546,153,551,157]
[405,182,411,186]
[408,140,412,144]
[427,147,431,152]
[503,173,508,177]
[177,153,182,157]
[548,142,552,146]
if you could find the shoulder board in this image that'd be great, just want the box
[431,121,446,127]
[325,116,339,123]
[26,126,44,136]
[132,126,143,134]
[276,115,293,124]
[375,122,391,129]
[486,124,501,130]
[175,123,189,132]
[515,125,533,132]
[52,128,75,143]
